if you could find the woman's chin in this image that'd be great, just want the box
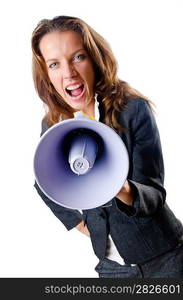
[67,100,83,111]
[67,97,89,112]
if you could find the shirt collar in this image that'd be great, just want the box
[94,93,100,121]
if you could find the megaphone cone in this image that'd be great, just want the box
[34,112,129,210]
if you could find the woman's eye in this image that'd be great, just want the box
[49,62,58,69]
[73,54,86,62]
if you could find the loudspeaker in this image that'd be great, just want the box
[34,112,129,210]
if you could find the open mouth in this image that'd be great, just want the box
[65,83,85,98]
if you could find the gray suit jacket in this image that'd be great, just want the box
[34,98,183,264]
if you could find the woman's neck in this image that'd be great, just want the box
[82,99,95,118]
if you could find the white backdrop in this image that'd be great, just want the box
[0,0,182,277]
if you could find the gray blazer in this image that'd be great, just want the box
[34,98,183,264]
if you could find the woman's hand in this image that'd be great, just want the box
[116,180,134,206]
[75,220,90,237]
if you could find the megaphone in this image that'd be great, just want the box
[34,112,129,210]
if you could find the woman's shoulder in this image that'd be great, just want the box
[117,97,154,129]
[124,97,153,118]
[40,117,50,136]
[125,97,151,111]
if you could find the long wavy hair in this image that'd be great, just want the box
[31,15,151,132]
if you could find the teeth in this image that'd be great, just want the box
[66,84,82,91]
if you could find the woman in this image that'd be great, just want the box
[32,15,183,277]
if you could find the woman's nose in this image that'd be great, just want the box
[63,63,77,79]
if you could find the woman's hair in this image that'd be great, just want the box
[32,15,151,131]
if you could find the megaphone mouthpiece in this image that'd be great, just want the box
[68,133,98,175]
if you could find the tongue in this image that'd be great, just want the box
[71,87,83,97]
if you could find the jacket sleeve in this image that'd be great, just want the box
[115,99,166,217]
[34,118,83,230]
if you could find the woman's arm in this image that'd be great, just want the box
[34,118,83,231]
[115,99,166,217]
[116,180,134,205]
[34,181,83,230]
[76,220,90,237]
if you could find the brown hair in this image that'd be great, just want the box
[31,15,151,131]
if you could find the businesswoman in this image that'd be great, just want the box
[32,15,183,277]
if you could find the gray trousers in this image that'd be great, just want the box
[95,243,183,278]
